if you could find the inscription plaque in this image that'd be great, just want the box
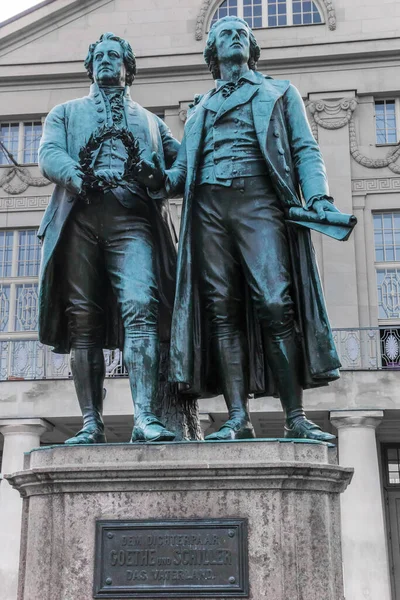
[94,518,248,598]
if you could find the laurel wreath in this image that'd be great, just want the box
[78,125,141,199]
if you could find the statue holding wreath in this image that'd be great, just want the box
[37,32,181,444]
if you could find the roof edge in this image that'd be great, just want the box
[0,0,58,29]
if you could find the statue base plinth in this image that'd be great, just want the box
[7,440,352,600]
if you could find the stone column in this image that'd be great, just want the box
[0,419,52,600]
[330,410,392,600]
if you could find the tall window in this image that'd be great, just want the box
[373,213,400,321]
[0,123,19,165]
[0,229,40,335]
[375,100,398,144]
[373,213,400,368]
[244,0,263,28]
[210,0,323,28]
[0,120,43,165]
[267,0,288,26]
[384,445,400,485]
[292,0,322,24]
[211,0,239,24]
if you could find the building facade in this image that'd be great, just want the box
[0,0,399,598]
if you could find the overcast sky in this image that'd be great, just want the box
[0,1,43,23]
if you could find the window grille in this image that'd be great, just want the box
[384,446,400,486]
[375,100,397,144]
[15,284,39,332]
[0,285,10,333]
[0,120,43,165]
[0,229,40,336]
[210,0,323,29]
[373,212,400,322]
[377,270,400,320]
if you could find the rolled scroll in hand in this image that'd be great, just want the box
[287,206,357,241]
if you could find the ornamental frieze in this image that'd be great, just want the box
[0,166,51,195]
[307,98,400,174]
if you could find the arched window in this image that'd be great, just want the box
[210,0,323,29]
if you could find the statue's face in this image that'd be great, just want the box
[92,39,125,86]
[214,20,250,67]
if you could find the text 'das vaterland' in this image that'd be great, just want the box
[94,518,249,598]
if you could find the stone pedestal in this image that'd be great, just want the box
[0,418,53,600]
[6,440,352,600]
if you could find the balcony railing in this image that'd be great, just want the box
[332,327,400,370]
[0,342,127,381]
[0,328,400,381]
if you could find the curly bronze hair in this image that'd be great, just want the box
[84,32,137,86]
[204,16,261,80]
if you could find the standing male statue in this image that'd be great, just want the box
[137,16,341,442]
[38,32,180,444]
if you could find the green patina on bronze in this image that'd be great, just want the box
[137,16,355,443]
[37,33,202,445]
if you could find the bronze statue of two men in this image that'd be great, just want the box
[38,18,342,445]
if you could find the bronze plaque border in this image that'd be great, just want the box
[93,518,249,598]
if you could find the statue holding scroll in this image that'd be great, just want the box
[136,16,356,442]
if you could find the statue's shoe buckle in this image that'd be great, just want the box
[205,418,256,441]
[284,418,336,442]
[131,416,176,443]
[65,427,106,445]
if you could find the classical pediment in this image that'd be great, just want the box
[0,0,113,65]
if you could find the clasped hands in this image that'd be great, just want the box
[70,153,164,196]
[134,152,166,192]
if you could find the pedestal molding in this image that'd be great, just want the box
[6,461,353,497]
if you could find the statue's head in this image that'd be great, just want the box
[84,32,136,87]
[204,16,260,80]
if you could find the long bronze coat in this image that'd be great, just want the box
[167,73,341,397]
[38,84,180,353]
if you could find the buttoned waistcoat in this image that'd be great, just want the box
[37,83,180,353]
[166,72,340,396]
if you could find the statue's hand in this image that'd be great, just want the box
[68,168,84,195]
[135,152,165,192]
[94,169,122,189]
[312,198,336,222]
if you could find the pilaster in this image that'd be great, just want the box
[330,410,392,600]
[0,418,52,600]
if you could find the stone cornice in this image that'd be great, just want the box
[5,442,353,498]
[1,39,399,87]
